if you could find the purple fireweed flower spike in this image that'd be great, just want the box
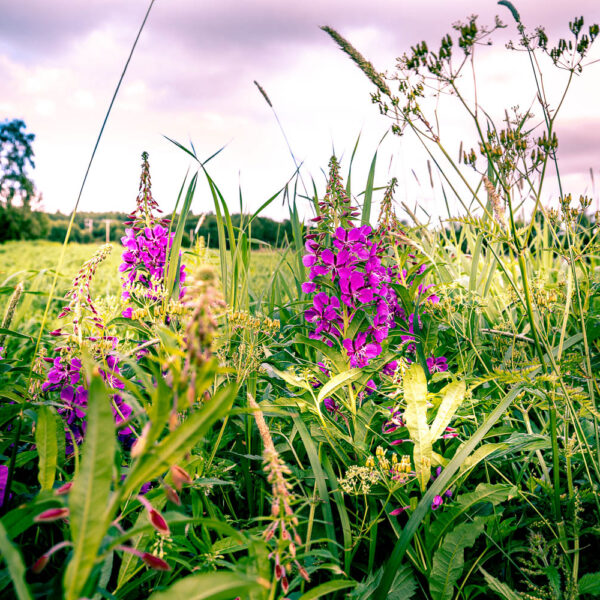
[383,361,398,377]
[343,332,381,368]
[119,152,186,305]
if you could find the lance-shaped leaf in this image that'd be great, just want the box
[147,570,266,600]
[429,516,489,600]
[428,483,516,550]
[317,368,363,403]
[403,363,431,491]
[63,372,116,600]
[116,496,167,589]
[479,568,522,600]
[429,380,466,443]
[267,364,312,391]
[374,385,523,599]
[298,579,357,599]
[122,383,237,497]
[459,443,508,474]
[35,405,59,491]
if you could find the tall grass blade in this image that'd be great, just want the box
[63,371,116,600]
[0,520,32,600]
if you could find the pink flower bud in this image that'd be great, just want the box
[170,465,192,491]
[34,507,69,522]
[390,506,409,516]
[141,553,171,571]
[138,496,170,535]
[164,484,181,506]
[55,482,72,495]
[31,554,49,573]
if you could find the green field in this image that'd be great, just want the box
[0,240,290,337]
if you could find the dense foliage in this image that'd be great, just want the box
[0,6,599,600]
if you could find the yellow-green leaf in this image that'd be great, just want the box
[268,365,312,391]
[63,373,116,600]
[35,405,59,491]
[317,368,363,403]
[0,520,32,600]
[429,380,466,443]
[403,363,431,491]
[123,383,236,497]
[459,443,507,474]
[148,570,266,600]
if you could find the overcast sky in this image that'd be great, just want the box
[1,0,599,224]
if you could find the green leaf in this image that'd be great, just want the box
[116,496,167,589]
[361,149,378,226]
[294,334,347,372]
[147,571,265,600]
[63,373,116,600]
[349,564,416,599]
[0,520,32,600]
[35,405,59,491]
[166,173,197,299]
[122,383,237,497]
[267,365,312,391]
[479,568,522,599]
[459,443,508,474]
[388,563,417,599]
[317,368,363,403]
[579,571,600,595]
[429,516,488,600]
[428,483,516,549]
[404,363,431,490]
[298,579,357,599]
[293,416,339,561]
[429,380,466,442]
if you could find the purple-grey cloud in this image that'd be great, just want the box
[556,119,600,174]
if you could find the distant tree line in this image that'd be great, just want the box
[1,205,297,248]
[42,211,295,248]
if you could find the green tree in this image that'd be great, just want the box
[0,119,36,207]
[0,119,49,242]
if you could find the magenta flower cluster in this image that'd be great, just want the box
[120,224,186,307]
[303,225,403,368]
[43,356,88,447]
[42,354,134,452]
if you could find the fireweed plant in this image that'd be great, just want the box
[302,156,444,390]
[292,158,466,542]
[41,244,136,451]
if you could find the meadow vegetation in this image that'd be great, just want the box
[0,5,599,600]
